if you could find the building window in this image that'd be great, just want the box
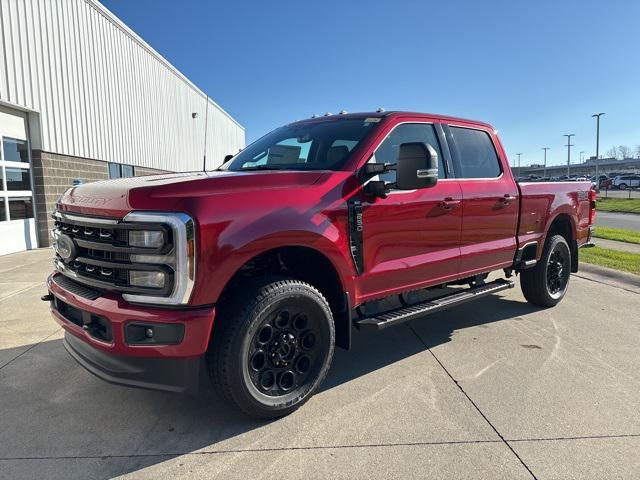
[8,197,33,220]
[6,168,31,191]
[2,138,29,163]
[0,137,33,222]
[108,163,135,179]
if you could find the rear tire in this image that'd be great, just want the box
[619,183,627,190]
[208,277,335,419]
[520,235,571,307]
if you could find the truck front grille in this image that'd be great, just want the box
[52,211,175,298]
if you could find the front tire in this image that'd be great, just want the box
[208,278,335,418]
[520,235,571,307]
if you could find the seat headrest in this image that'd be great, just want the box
[326,145,350,164]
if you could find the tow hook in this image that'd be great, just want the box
[41,294,54,302]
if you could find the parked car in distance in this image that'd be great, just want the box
[612,175,640,189]
[45,111,597,418]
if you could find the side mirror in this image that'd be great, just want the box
[223,154,234,163]
[395,143,438,190]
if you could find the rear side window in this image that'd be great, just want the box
[450,127,501,179]
[369,123,446,183]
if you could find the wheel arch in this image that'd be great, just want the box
[543,213,578,272]
[216,244,353,350]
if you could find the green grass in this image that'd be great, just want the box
[597,197,640,213]
[593,227,640,245]
[580,247,640,275]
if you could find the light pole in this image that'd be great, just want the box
[580,151,585,163]
[542,147,550,179]
[563,134,575,178]
[592,113,605,186]
[516,153,522,179]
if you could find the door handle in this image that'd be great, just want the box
[439,197,461,211]
[500,194,516,205]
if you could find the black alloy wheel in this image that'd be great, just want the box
[208,278,335,418]
[247,305,328,397]
[546,246,570,299]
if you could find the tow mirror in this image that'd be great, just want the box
[395,143,438,190]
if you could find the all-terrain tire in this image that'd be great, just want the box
[520,234,571,307]
[208,277,335,418]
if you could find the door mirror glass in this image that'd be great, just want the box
[395,143,438,190]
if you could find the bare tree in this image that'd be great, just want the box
[606,146,619,159]
[618,145,632,159]
[636,145,640,159]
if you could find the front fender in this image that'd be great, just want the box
[190,216,357,306]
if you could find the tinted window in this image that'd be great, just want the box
[223,119,377,171]
[108,163,121,179]
[450,127,501,178]
[8,197,33,220]
[6,168,31,190]
[121,165,134,177]
[369,123,445,183]
[2,138,28,163]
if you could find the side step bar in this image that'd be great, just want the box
[355,279,514,330]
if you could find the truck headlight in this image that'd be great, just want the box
[129,270,166,289]
[122,212,196,305]
[129,230,164,248]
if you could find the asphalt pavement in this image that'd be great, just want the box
[596,211,640,230]
[1,249,640,479]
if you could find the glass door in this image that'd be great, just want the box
[0,136,34,223]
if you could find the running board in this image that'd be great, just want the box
[355,279,514,330]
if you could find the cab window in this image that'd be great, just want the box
[369,123,445,183]
[450,127,501,179]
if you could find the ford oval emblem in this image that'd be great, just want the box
[55,233,77,262]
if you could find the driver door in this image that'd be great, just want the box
[358,122,462,300]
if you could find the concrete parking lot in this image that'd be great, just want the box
[1,249,639,479]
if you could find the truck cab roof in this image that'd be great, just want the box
[289,111,495,130]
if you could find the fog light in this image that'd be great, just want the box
[129,230,164,248]
[129,270,165,288]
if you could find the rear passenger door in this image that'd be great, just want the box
[444,124,519,276]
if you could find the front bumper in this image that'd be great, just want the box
[48,273,215,393]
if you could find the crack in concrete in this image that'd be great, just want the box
[2,433,639,462]
[0,328,61,370]
[406,323,539,480]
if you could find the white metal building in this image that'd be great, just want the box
[0,0,245,255]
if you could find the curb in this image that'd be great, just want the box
[576,263,640,292]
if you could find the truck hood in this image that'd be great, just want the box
[57,170,327,217]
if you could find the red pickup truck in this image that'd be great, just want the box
[46,111,596,418]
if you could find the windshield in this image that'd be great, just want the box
[220,118,379,171]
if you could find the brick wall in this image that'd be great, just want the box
[31,150,169,247]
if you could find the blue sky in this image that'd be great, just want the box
[102,0,640,167]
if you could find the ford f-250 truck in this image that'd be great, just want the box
[45,111,596,418]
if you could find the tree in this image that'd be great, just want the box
[636,145,640,159]
[606,146,619,159]
[618,145,632,159]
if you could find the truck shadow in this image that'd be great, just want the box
[0,295,541,479]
